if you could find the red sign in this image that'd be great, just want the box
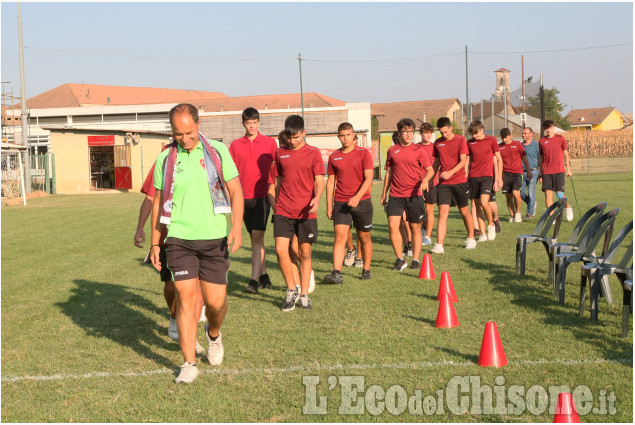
[88,135,115,146]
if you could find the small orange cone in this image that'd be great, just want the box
[418,253,436,280]
[435,292,459,328]
[477,322,507,367]
[553,393,580,423]
[437,271,458,302]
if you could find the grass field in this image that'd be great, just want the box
[1,172,633,422]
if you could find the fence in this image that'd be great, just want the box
[1,151,26,204]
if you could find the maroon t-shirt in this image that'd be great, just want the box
[141,163,168,245]
[498,141,526,174]
[327,146,373,202]
[539,134,567,175]
[418,142,439,186]
[467,135,500,178]
[229,133,278,199]
[385,143,432,197]
[274,144,324,219]
[433,135,469,185]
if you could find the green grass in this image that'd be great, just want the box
[1,173,633,422]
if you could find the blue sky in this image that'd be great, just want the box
[1,1,633,113]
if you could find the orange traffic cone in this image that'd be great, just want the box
[437,271,458,302]
[553,393,580,423]
[435,292,459,328]
[477,322,507,367]
[418,253,436,280]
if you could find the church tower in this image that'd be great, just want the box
[494,68,511,103]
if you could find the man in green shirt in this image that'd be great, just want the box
[150,103,243,384]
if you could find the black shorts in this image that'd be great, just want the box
[386,196,426,223]
[243,197,270,233]
[542,172,565,192]
[165,237,229,284]
[274,215,318,244]
[333,199,373,231]
[437,182,469,208]
[159,245,172,282]
[468,176,493,200]
[502,172,522,193]
[423,183,437,204]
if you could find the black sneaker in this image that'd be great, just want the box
[494,218,501,233]
[258,273,272,289]
[282,288,299,312]
[361,269,371,280]
[392,257,407,272]
[245,279,259,294]
[323,270,343,284]
[406,243,413,257]
[410,259,421,270]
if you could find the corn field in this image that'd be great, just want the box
[563,128,633,159]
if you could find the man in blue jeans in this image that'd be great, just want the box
[520,127,540,218]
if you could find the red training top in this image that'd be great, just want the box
[498,141,526,174]
[274,144,324,219]
[327,146,374,202]
[141,163,168,245]
[418,142,439,185]
[539,134,568,175]
[385,143,432,197]
[467,135,500,178]
[229,133,278,199]
[433,135,469,185]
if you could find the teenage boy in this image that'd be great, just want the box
[380,118,434,271]
[268,115,324,311]
[538,120,574,221]
[324,123,374,283]
[418,123,438,246]
[520,127,540,218]
[430,117,476,254]
[466,120,502,242]
[229,107,278,294]
[498,128,532,222]
[385,131,413,257]
[150,103,244,384]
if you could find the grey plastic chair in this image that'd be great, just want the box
[516,198,567,276]
[547,202,607,290]
[554,208,619,304]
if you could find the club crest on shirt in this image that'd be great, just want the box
[200,159,206,169]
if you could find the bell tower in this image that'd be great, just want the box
[494,68,511,103]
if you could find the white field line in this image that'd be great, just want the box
[2,357,632,383]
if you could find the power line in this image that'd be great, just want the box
[470,43,632,55]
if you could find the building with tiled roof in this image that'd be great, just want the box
[371,98,461,133]
[566,107,627,131]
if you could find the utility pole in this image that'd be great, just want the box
[539,74,545,138]
[298,53,305,123]
[18,2,31,194]
[521,55,526,129]
[465,46,470,124]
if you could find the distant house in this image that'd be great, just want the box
[566,107,628,131]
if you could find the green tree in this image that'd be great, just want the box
[527,86,572,131]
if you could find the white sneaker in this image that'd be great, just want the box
[422,236,433,246]
[205,323,224,366]
[343,248,357,266]
[308,269,316,294]
[565,207,574,222]
[509,217,515,223]
[477,234,488,242]
[199,306,207,322]
[430,243,445,254]
[465,238,477,249]
[168,318,178,340]
[195,340,205,354]
[486,225,496,241]
[174,362,198,384]
[514,213,522,223]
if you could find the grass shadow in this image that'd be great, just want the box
[435,346,480,363]
[402,314,436,326]
[56,279,176,368]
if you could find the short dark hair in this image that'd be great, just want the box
[337,122,354,133]
[468,120,484,135]
[278,130,290,147]
[169,103,199,127]
[436,117,452,129]
[397,118,416,132]
[391,131,401,145]
[420,123,435,133]
[242,107,260,122]
[542,120,555,130]
[500,128,511,139]
[284,114,304,135]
